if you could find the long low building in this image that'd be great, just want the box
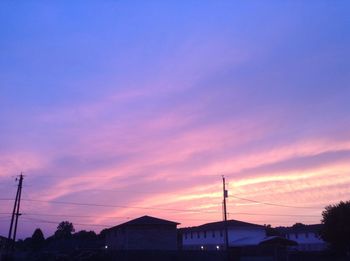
[179,219,266,250]
[276,224,327,251]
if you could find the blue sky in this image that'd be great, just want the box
[1,1,350,238]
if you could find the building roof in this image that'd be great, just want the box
[108,215,180,230]
[276,224,323,234]
[259,236,298,246]
[231,237,265,246]
[0,235,9,244]
[180,219,265,232]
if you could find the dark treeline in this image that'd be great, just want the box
[15,221,106,253]
[2,200,349,261]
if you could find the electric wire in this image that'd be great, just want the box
[230,195,321,209]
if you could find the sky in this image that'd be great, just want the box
[1,1,350,239]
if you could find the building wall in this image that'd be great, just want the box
[106,227,127,250]
[286,232,327,251]
[182,227,266,250]
[106,225,178,250]
[182,229,225,250]
[0,236,7,250]
[228,227,266,246]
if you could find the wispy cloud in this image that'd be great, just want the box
[1,1,349,238]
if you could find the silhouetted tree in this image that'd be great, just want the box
[265,224,281,237]
[15,239,27,251]
[292,222,306,229]
[99,228,108,240]
[31,228,45,250]
[73,230,97,240]
[321,201,350,255]
[15,237,33,251]
[55,221,75,239]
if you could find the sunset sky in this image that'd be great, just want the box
[1,1,350,239]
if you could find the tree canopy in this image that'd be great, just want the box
[32,228,45,241]
[264,224,281,237]
[73,230,97,240]
[321,201,350,254]
[31,228,45,250]
[54,221,75,239]
[292,222,306,229]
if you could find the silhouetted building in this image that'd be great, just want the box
[179,219,266,250]
[105,215,179,250]
[0,235,8,250]
[259,236,298,247]
[276,224,327,251]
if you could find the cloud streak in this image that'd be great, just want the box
[1,1,349,238]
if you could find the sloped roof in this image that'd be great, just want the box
[180,219,264,232]
[109,215,180,230]
[231,236,264,246]
[276,224,323,234]
[259,236,298,246]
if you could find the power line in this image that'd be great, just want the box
[1,194,325,210]
[230,195,321,209]
[20,213,216,222]
[24,196,322,212]
[21,198,221,214]
[2,210,318,220]
[23,213,131,219]
[231,212,319,218]
[21,217,112,228]
[1,196,323,216]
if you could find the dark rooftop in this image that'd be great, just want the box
[109,215,180,230]
[259,236,298,246]
[276,224,323,234]
[179,219,265,232]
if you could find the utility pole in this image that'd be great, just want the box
[7,173,24,253]
[222,175,229,250]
